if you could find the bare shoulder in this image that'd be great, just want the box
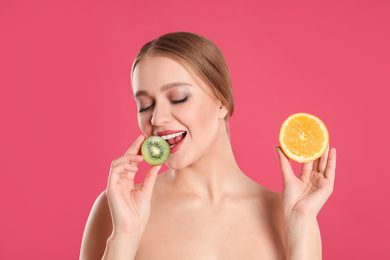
[79,190,112,260]
[246,180,284,225]
[244,177,283,205]
[259,185,283,207]
[265,188,284,223]
[247,182,285,248]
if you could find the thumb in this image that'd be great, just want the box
[275,146,296,184]
[140,164,161,199]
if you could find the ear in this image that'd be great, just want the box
[218,104,229,120]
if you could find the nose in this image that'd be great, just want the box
[151,102,172,126]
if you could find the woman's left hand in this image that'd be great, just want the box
[276,146,337,222]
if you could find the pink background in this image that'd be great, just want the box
[1,0,389,259]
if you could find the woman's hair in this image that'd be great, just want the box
[131,32,234,122]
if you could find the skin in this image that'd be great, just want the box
[79,55,336,260]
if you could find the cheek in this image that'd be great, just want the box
[187,99,220,133]
[198,107,217,124]
[138,114,152,135]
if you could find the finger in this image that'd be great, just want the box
[275,147,295,184]
[121,171,137,185]
[301,161,314,180]
[302,160,314,172]
[313,158,319,172]
[111,154,144,168]
[324,148,336,183]
[116,170,138,196]
[124,135,145,156]
[108,163,138,187]
[140,164,162,199]
[115,163,138,175]
[319,145,330,173]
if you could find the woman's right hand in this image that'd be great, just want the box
[106,135,161,240]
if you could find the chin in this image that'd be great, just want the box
[165,158,189,170]
[165,161,184,170]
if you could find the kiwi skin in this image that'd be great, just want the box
[141,136,171,165]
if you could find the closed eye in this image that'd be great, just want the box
[139,103,154,113]
[139,97,188,113]
[171,97,188,104]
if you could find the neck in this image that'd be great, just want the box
[164,123,248,203]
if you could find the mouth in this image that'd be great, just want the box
[161,131,187,148]
[156,130,187,149]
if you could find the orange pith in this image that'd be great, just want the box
[279,113,329,163]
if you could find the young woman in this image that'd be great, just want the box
[80,32,336,260]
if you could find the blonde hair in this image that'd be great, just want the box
[131,32,234,122]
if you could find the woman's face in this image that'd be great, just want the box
[132,55,227,169]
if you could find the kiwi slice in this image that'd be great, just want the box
[141,136,171,165]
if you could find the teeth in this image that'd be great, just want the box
[161,131,185,140]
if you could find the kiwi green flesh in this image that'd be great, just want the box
[141,136,170,165]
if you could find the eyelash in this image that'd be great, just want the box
[138,97,188,113]
[171,96,188,104]
[138,105,152,113]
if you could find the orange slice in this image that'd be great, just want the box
[279,113,329,163]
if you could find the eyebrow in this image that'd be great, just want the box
[134,82,192,98]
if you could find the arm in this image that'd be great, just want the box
[79,191,114,260]
[79,192,142,260]
[283,215,322,260]
[102,232,139,260]
[80,135,161,260]
[276,146,336,260]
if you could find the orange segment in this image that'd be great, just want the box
[279,113,329,163]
